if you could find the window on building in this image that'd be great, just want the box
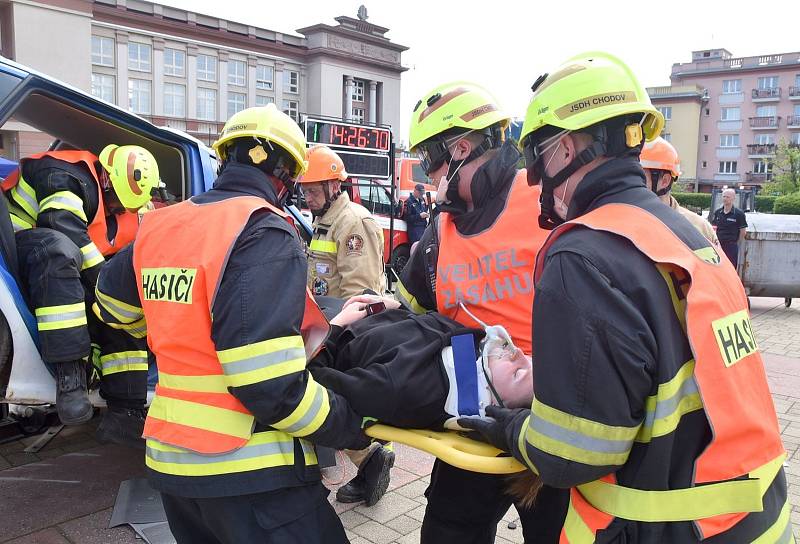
[227,92,246,116]
[703,134,709,142]
[796,74,800,87]
[283,70,299,94]
[197,55,217,82]
[163,83,186,117]
[128,42,151,72]
[705,108,710,116]
[353,107,365,123]
[755,134,775,145]
[753,160,773,176]
[91,36,114,66]
[657,106,672,120]
[721,107,740,121]
[255,95,274,107]
[128,79,151,114]
[757,76,779,89]
[282,99,299,122]
[164,48,185,77]
[719,134,739,147]
[196,88,217,120]
[91,73,114,103]
[228,60,246,87]
[756,105,777,117]
[662,133,671,142]
[794,104,800,116]
[718,161,737,174]
[791,132,800,145]
[256,65,273,90]
[722,79,742,94]
[702,161,708,168]
[352,80,365,101]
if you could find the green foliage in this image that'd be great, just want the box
[765,141,800,196]
[673,192,711,210]
[754,195,777,213]
[773,192,800,215]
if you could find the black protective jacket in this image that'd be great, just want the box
[310,309,483,430]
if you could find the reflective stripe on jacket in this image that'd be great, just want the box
[2,150,139,256]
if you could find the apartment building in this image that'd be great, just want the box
[649,49,800,192]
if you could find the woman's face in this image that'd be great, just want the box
[487,347,533,408]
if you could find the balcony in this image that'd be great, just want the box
[788,115,800,128]
[747,144,776,157]
[746,172,772,183]
[749,116,780,129]
[752,87,781,101]
[789,86,800,100]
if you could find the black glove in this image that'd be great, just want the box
[458,406,530,454]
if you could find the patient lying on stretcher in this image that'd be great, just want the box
[309,297,534,430]
[309,296,541,506]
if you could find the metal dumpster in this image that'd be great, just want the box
[740,213,800,307]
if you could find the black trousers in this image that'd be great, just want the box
[160,483,349,544]
[421,459,569,544]
[720,240,739,269]
[16,228,146,407]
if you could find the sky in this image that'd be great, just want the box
[159,0,800,144]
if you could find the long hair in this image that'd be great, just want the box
[505,470,542,509]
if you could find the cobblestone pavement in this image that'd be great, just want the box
[1,297,797,543]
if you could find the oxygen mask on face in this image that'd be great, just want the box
[458,302,518,407]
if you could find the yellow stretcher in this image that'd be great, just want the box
[365,424,526,474]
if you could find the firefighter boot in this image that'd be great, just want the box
[336,445,395,506]
[96,405,146,450]
[55,360,93,425]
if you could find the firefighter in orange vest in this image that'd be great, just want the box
[395,82,568,543]
[1,146,157,438]
[460,52,792,543]
[94,104,369,543]
[640,137,718,244]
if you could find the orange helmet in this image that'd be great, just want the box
[640,137,681,178]
[298,145,348,183]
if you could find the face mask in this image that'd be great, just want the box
[553,177,571,219]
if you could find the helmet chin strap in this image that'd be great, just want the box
[440,137,495,216]
[538,141,605,230]
[311,182,341,217]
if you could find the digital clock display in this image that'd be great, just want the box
[305,119,391,152]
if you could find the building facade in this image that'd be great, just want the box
[0,0,407,158]
[649,49,800,193]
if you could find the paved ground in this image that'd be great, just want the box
[1,297,798,543]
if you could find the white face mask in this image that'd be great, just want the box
[543,142,571,220]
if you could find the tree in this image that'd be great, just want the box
[763,140,800,195]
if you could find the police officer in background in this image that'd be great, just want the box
[461,52,790,542]
[398,81,568,544]
[404,183,429,244]
[710,187,747,268]
[301,145,385,299]
[95,105,369,543]
[2,146,157,443]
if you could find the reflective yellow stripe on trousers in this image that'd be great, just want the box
[99,351,148,375]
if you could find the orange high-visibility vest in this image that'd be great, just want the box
[133,195,328,455]
[1,150,139,256]
[435,172,548,354]
[534,203,786,542]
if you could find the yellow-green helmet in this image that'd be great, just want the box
[212,103,308,178]
[519,51,664,146]
[409,81,510,151]
[98,144,159,210]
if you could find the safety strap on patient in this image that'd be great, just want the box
[451,333,479,416]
